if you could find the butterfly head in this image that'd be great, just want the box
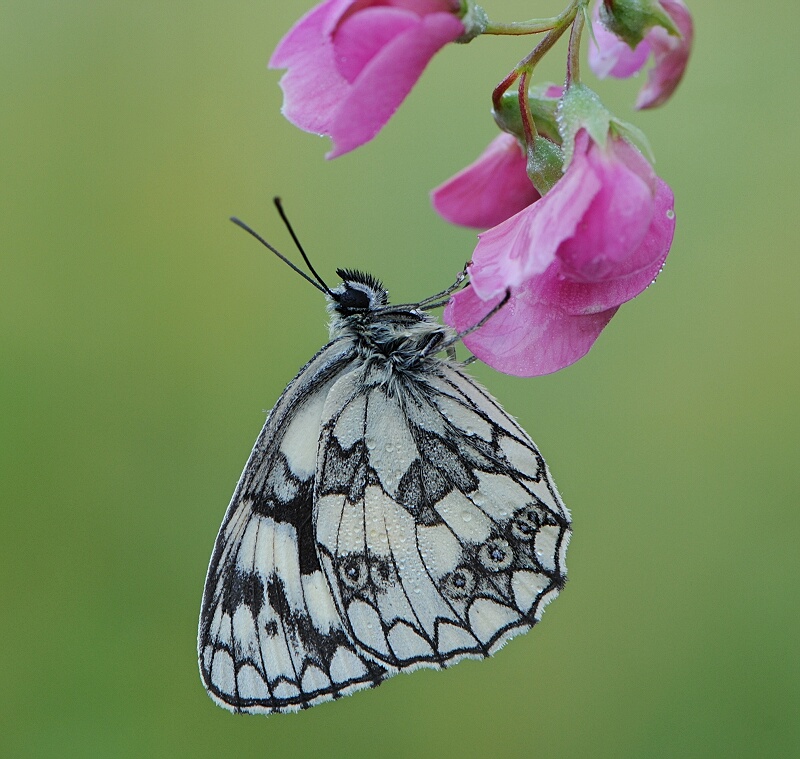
[331,269,388,314]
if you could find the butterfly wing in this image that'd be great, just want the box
[314,363,571,671]
[198,340,391,714]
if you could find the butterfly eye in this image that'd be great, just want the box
[337,286,371,311]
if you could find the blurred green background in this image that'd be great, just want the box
[2,1,797,756]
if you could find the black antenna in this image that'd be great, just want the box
[229,216,326,294]
[272,197,333,296]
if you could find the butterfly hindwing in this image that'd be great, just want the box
[314,363,571,671]
[198,340,390,714]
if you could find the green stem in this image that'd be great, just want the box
[566,2,588,86]
[491,9,577,110]
[484,1,580,36]
[518,69,537,146]
[483,15,564,35]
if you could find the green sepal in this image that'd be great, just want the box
[526,136,564,195]
[456,1,488,43]
[610,117,655,164]
[558,83,611,166]
[492,84,562,144]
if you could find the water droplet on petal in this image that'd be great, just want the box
[666,209,675,220]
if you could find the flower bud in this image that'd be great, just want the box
[598,0,678,48]
[590,0,693,108]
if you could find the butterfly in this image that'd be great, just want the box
[198,205,571,714]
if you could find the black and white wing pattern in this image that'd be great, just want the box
[199,268,571,714]
[314,363,569,670]
[198,339,393,714]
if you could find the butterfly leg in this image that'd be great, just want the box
[421,290,510,358]
[376,265,470,315]
[416,264,469,306]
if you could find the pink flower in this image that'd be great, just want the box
[430,133,541,229]
[588,0,693,109]
[444,129,676,376]
[269,0,466,158]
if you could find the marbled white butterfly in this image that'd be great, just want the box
[198,205,571,713]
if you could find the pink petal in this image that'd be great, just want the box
[332,7,419,83]
[380,0,462,14]
[326,12,464,157]
[636,0,693,109]
[544,179,674,316]
[544,84,564,98]
[556,138,656,282]
[270,1,338,67]
[445,283,618,377]
[269,1,348,135]
[467,131,601,299]
[430,134,540,229]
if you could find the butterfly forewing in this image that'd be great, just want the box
[198,339,392,713]
[199,271,571,714]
